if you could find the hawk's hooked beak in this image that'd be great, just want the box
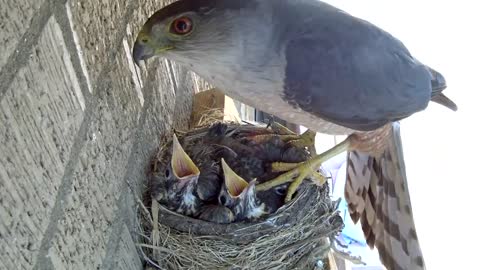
[171,134,200,184]
[221,158,252,198]
[132,31,174,66]
[132,40,154,66]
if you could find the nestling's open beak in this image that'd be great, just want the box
[239,179,257,200]
[132,39,155,67]
[171,134,200,182]
[221,158,250,198]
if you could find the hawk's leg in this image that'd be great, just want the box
[248,129,316,153]
[270,161,326,185]
[285,129,317,154]
[271,162,300,171]
[257,137,351,202]
[266,120,297,135]
[248,133,299,143]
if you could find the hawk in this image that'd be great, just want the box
[134,1,457,269]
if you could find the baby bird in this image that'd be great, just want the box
[218,158,266,222]
[205,123,311,215]
[150,134,203,216]
[197,204,235,224]
[150,122,315,222]
[151,132,226,215]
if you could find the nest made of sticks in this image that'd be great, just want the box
[138,120,344,270]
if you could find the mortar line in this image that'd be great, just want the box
[53,3,93,99]
[95,0,163,266]
[102,61,196,269]
[167,60,180,95]
[33,1,142,267]
[0,1,55,102]
[33,92,99,270]
[100,65,158,270]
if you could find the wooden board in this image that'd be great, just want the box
[190,88,242,127]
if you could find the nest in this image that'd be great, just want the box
[138,120,344,270]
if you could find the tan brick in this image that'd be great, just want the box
[96,50,188,270]
[65,0,174,87]
[64,0,186,89]
[0,0,45,72]
[65,0,131,86]
[47,45,175,270]
[0,16,85,269]
[112,224,143,270]
[169,62,208,130]
[99,58,196,270]
[141,59,178,136]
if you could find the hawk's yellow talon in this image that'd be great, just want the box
[268,121,297,135]
[257,137,351,202]
[271,161,304,172]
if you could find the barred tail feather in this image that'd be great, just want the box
[345,122,425,270]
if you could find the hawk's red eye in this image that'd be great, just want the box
[171,17,193,35]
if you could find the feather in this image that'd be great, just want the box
[345,122,425,270]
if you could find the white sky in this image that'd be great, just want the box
[321,0,480,269]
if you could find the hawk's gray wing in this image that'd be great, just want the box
[280,0,432,131]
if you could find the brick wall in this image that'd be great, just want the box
[0,1,207,269]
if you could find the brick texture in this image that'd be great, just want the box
[0,0,45,73]
[0,0,205,269]
[0,16,85,269]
